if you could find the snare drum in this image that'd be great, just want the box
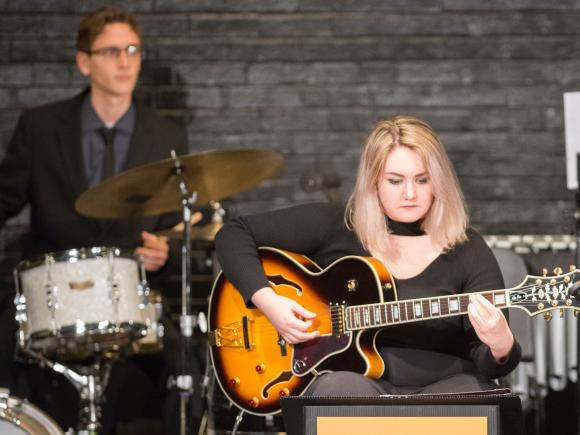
[131,289,164,354]
[0,389,64,435]
[14,247,149,361]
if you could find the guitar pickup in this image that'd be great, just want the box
[211,316,254,349]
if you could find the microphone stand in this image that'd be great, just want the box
[170,151,197,435]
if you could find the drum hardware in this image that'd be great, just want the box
[12,246,159,433]
[131,289,165,354]
[15,346,115,435]
[0,388,65,434]
[72,148,284,434]
[13,246,149,362]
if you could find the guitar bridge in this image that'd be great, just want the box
[210,316,253,349]
[331,303,346,334]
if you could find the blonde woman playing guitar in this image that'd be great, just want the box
[212,115,522,415]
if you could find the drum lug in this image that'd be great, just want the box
[137,280,150,308]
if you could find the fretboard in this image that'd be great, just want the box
[344,290,508,331]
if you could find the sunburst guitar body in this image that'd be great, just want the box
[208,247,394,415]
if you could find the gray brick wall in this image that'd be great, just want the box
[1,0,580,239]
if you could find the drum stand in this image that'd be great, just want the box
[18,347,114,435]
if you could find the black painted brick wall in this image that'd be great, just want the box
[2,0,580,239]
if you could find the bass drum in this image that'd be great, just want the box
[0,390,64,434]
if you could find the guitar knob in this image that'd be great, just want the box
[279,388,290,398]
[249,397,260,408]
[544,312,552,322]
[256,363,267,373]
[229,377,241,388]
[553,267,563,276]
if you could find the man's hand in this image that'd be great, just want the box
[135,231,169,272]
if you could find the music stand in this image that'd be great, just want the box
[281,390,523,435]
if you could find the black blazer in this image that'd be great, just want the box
[0,90,188,258]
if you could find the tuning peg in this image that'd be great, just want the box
[560,309,565,318]
[570,265,577,272]
[544,312,552,322]
[566,299,573,306]
[553,267,563,276]
[542,268,548,277]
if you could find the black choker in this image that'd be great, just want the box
[387,219,425,236]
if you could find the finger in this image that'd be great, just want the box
[474,294,498,317]
[136,247,168,260]
[292,304,317,320]
[468,301,483,326]
[142,233,169,250]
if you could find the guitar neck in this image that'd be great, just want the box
[344,290,508,331]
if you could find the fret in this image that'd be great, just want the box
[440,298,449,315]
[363,307,370,326]
[393,304,400,322]
[386,304,393,324]
[430,299,440,316]
[448,297,460,313]
[493,292,506,307]
[406,301,414,321]
[374,305,382,326]
[459,295,469,312]
[413,301,423,318]
[422,300,430,318]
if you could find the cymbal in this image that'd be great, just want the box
[157,222,223,242]
[75,149,284,219]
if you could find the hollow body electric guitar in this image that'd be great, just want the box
[208,247,580,415]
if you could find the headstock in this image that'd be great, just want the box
[508,265,580,319]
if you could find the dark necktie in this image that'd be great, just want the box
[99,127,116,180]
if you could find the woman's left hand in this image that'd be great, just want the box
[467,293,514,361]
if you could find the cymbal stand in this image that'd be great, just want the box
[18,347,112,435]
[171,151,198,435]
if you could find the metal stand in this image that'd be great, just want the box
[169,151,198,435]
[20,348,113,434]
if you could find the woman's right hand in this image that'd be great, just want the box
[251,287,320,344]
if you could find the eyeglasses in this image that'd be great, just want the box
[86,44,143,59]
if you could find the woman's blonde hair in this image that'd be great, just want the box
[345,115,468,255]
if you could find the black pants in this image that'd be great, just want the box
[306,347,498,397]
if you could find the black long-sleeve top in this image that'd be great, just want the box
[215,202,521,380]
